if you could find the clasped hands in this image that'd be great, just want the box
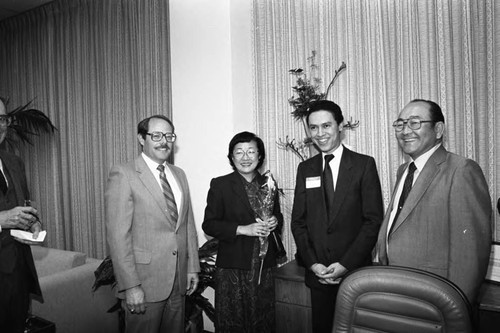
[237,215,278,237]
[311,262,347,285]
[0,206,42,244]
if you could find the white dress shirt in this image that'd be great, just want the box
[322,144,344,191]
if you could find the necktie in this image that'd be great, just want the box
[390,162,417,234]
[0,168,8,194]
[157,164,178,224]
[323,154,335,217]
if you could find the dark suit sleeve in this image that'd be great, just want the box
[202,178,239,241]
[340,157,384,270]
[291,163,317,269]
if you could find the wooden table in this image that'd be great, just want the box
[274,260,312,333]
[478,281,500,332]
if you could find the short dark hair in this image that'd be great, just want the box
[227,131,266,170]
[306,100,344,125]
[137,115,175,139]
[410,99,445,124]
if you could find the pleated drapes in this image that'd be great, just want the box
[0,0,171,258]
[252,0,499,259]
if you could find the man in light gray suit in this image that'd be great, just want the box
[106,115,199,333]
[376,99,491,305]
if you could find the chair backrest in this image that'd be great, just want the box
[333,266,472,333]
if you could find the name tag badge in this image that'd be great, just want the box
[306,176,321,189]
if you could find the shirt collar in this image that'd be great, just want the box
[141,152,167,173]
[322,144,344,160]
[411,143,441,171]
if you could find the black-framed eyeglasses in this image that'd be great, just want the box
[392,118,434,132]
[0,115,12,127]
[233,149,258,159]
[146,132,177,143]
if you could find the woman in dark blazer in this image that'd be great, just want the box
[202,131,283,333]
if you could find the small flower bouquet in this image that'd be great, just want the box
[255,170,278,284]
[255,171,277,257]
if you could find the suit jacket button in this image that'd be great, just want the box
[327,228,333,234]
[172,250,177,256]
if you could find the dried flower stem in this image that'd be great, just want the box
[324,62,347,100]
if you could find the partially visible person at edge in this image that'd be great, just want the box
[202,131,284,333]
[105,115,200,333]
[0,97,43,333]
[291,100,384,333]
[376,99,492,305]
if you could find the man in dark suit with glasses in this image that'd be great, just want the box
[0,97,42,333]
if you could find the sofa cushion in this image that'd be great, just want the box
[31,245,87,278]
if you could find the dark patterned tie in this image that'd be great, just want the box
[390,162,417,234]
[157,164,178,224]
[323,154,335,218]
[0,168,8,194]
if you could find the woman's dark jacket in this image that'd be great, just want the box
[202,171,284,270]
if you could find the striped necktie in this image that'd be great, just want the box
[157,164,178,224]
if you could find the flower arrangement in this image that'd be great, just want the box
[288,52,346,121]
[277,51,358,161]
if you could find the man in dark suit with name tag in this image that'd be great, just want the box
[0,97,42,333]
[291,100,384,333]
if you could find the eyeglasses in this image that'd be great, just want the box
[146,132,177,143]
[0,115,12,127]
[392,118,434,132]
[233,149,258,159]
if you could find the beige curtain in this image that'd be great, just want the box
[0,0,171,258]
[252,0,499,259]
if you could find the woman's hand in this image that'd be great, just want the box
[258,215,278,233]
[236,221,270,237]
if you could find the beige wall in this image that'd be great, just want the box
[170,0,254,246]
[170,1,253,331]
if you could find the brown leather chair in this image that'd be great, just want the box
[332,266,472,333]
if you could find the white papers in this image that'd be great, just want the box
[11,229,47,242]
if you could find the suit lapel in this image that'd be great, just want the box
[328,148,353,225]
[305,154,329,224]
[0,151,25,203]
[135,156,172,223]
[391,146,447,233]
[169,166,185,230]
